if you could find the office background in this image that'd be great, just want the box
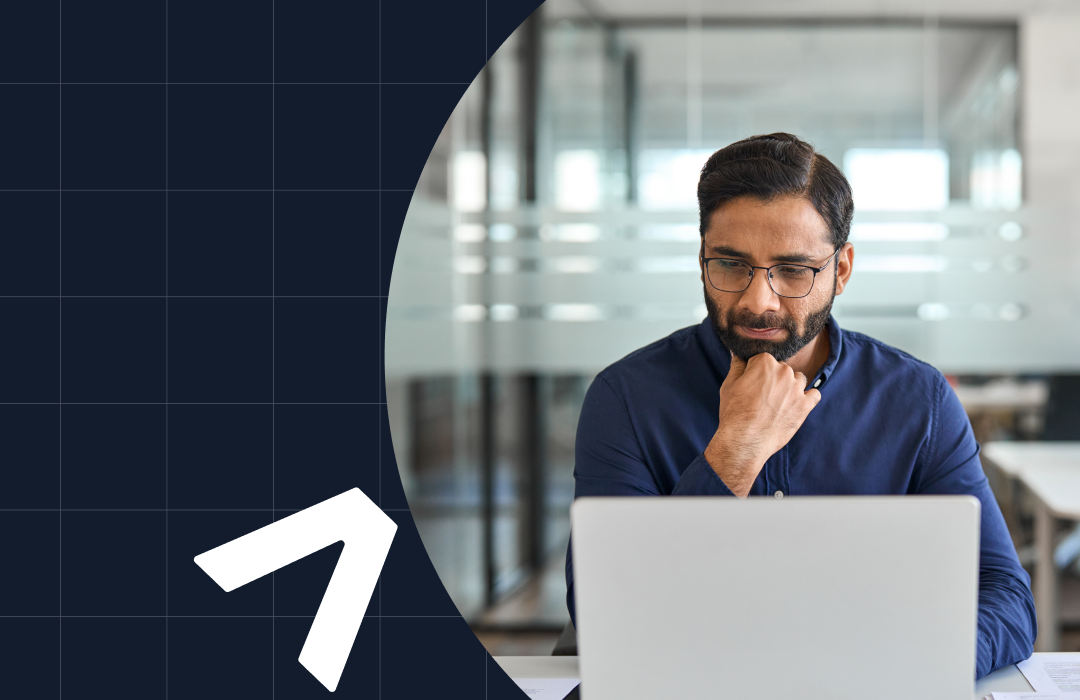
[0,0,545,697]
[384,0,1080,655]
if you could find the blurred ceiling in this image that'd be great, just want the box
[623,27,988,107]
[543,0,1079,22]
[538,2,1016,148]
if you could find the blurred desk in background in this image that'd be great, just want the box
[493,654,1043,699]
[953,380,1048,444]
[984,442,1080,652]
[954,380,1049,412]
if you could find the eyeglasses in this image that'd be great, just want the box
[702,247,840,299]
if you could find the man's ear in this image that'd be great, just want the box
[834,242,854,296]
[698,239,706,283]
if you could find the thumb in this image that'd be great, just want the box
[725,352,747,383]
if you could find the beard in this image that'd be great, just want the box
[705,282,835,362]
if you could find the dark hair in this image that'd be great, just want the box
[697,133,854,249]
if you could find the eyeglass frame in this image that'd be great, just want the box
[700,244,842,299]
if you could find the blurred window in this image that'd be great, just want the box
[451,150,486,212]
[843,148,950,211]
[638,149,715,210]
[554,150,603,211]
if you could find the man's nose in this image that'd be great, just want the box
[737,269,782,315]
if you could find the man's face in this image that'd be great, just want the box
[699,195,853,362]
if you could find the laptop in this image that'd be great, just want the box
[570,496,980,700]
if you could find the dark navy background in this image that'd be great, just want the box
[0,1,542,696]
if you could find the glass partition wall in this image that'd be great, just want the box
[385,9,1025,634]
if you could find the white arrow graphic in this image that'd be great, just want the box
[194,488,397,692]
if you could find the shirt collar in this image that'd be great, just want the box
[698,314,844,389]
[816,316,843,388]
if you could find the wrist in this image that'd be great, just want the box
[704,429,763,498]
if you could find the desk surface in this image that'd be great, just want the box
[953,381,1048,410]
[494,654,1047,699]
[984,442,1080,518]
[1020,465,1080,518]
[983,441,1080,477]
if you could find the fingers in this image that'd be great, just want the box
[729,351,777,379]
[728,353,822,412]
[747,352,776,367]
[726,352,748,382]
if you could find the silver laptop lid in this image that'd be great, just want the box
[571,496,980,700]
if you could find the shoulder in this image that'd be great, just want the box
[595,323,706,393]
[838,327,948,401]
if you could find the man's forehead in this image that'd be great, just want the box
[702,196,832,259]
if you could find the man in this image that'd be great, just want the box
[564,133,1036,678]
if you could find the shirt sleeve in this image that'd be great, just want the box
[917,374,1037,678]
[566,374,734,625]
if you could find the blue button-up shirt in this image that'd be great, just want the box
[566,316,1036,678]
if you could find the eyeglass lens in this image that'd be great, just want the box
[707,260,817,298]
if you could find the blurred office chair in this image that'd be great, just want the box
[552,620,577,656]
[1043,375,1080,441]
[1042,375,1080,572]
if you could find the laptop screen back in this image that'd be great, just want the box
[570,496,979,700]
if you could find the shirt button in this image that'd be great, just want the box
[775,490,784,499]
[812,378,823,388]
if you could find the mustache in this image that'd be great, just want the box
[725,309,797,332]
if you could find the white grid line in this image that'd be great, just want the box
[0,508,414,512]
[1,615,462,619]
[379,0,384,696]
[0,402,388,406]
[0,296,389,299]
[0,189,414,192]
[164,2,170,696]
[57,1,63,694]
[271,2,276,695]
[0,82,471,85]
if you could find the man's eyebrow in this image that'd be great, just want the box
[707,244,752,259]
[771,252,817,264]
[707,244,817,264]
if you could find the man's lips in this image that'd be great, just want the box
[736,325,785,339]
